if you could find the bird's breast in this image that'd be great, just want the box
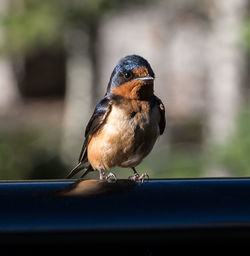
[87,100,160,170]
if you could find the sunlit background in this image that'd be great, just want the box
[0,0,250,179]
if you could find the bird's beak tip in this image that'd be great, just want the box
[136,76,154,81]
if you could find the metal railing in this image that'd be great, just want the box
[0,178,250,249]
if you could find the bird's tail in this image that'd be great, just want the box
[66,162,93,179]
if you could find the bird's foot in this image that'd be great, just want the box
[129,173,149,184]
[105,172,117,183]
[99,170,117,183]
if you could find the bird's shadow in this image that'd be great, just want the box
[57,179,137,197]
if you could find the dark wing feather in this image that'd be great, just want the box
[78,95,112,163]
[151,95,166,135]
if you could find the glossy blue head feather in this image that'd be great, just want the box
[107,55,155,93]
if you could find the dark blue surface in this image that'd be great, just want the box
[0,178,250,233]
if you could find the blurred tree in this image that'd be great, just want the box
[0,0,152,57]
[0,0,19,114]
[204,0,247,176]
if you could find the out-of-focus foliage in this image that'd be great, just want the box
[0,128,65,179]
[215,107,250,176]
[139,149,203,178]
[1,1,63,55]
[0,0,151,56]
[242,17,250,53]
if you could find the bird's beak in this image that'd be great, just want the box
[136,76,154,82]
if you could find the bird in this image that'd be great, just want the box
[66,54,166,182]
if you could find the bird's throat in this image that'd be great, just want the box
[131,83,154,100]
[112,80,154,100]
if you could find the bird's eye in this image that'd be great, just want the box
[124,71,133,80]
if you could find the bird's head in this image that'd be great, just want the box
[107,55,155,100]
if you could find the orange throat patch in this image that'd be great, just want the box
[112,80,154,100]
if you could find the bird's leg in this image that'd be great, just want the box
[98,170,117,183]
[129,167,149,184]
[98,170,106,180]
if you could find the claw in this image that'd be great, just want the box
[138,173,149,184]
[106,172,117,183]
[98,170,117,183]
[129,172,149,184]
[129,173,140,181]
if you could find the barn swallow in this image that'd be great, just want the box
[66,55,166,182]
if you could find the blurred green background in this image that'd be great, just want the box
[0,0,250,180]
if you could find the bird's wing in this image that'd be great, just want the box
[78,95,113,163]
[151,95,166,135]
